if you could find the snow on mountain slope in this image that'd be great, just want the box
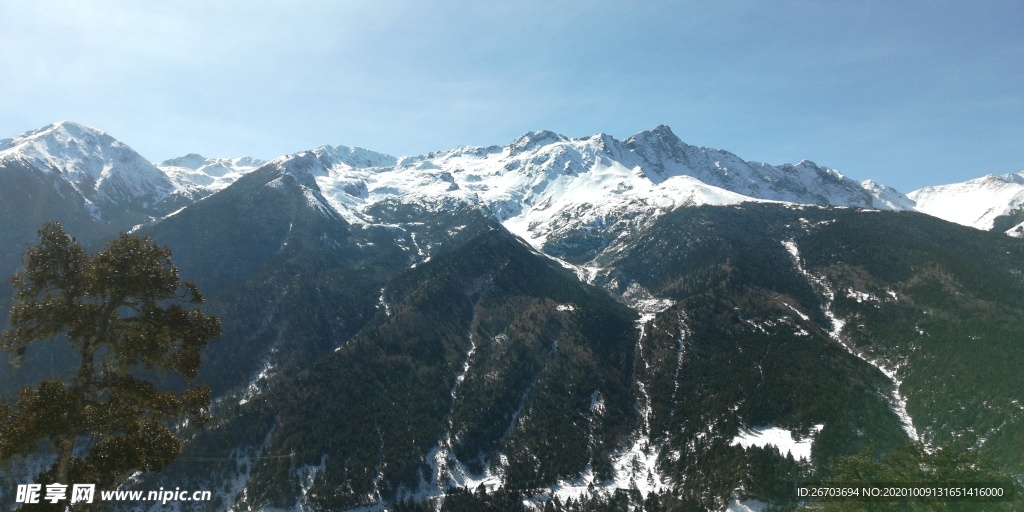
[268,144,402,224]
[625,125,909,209]
[264,130,760,252]
[1,121,920,248]
[264,127,913,258]
[908,172,1024,232]
[0,121,174,208]
[1007,220,1024,238]
[861,180,917,210]
[159,153,265,193]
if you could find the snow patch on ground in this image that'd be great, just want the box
[536,440,669,507]
[377,287,391,317]
[782,302,811,322]
[622,282,676,317]
[782,240,845,339]
[295,455,327,511]
[783,239,918,442]
[411,446,506,510]
[798,217,836,232]
[867,360,918,442]
[408,232,430,267]
[846,288,880,303]
[238,357,276,406]
[727,493,769,512]
[730,425,823,461]
[526,296,676,507]
[401,332,511,509]
[1007,220,1024,237]
[607,437,669,496]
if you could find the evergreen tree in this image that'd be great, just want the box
[0,222,220,507]
[804,442,1019,511]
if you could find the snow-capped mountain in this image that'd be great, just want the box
[157,145,394,200]
[909,172,1024,236]
[0,120,927,266]
[0,121,174,213]
[624,125,900,209]
[273,131,754,245]
[22,120,1024,247]
[159,153,266,193]
[0,122,916,224]
[260,125,916,264]
[0,122,273,227]
[3,121,1023,512]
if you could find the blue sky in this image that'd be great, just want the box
[1,0,1021,193]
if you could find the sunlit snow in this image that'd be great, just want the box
[783,239,918,441]
[909,172,1024,231]
[0,121,175,211]
[730,424,823,461]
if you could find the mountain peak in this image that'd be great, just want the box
[274,151,328,182]
[0,121,172,208]
[909,171,1024,231]
[509,130,568,154]
[979,172,1024,186]
[1,120,108,152]
[49,119,100,133]
[861,179,916,210]
[161,153,209,169]
[313,144,398,169]
[626,124,684,146]
[621,125,692,177]
[583,132,626,155]
[649,124,678,138]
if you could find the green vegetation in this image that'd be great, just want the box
[171,228,638,510]
[0,223,219,508]
[6,190,1020,511]
[801,442,1020,511]
[603,204,1024,509]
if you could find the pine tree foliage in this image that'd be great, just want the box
[16,198,1018,511]
[0,222,220,502]
[803,442,1020,511]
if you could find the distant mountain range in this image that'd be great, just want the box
[2,121,1021,245]
[1,121,1022,511]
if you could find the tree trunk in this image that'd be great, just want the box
[55,435,75,484]
[59,340,96,484]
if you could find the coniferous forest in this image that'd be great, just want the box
[1,125,1022,511]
